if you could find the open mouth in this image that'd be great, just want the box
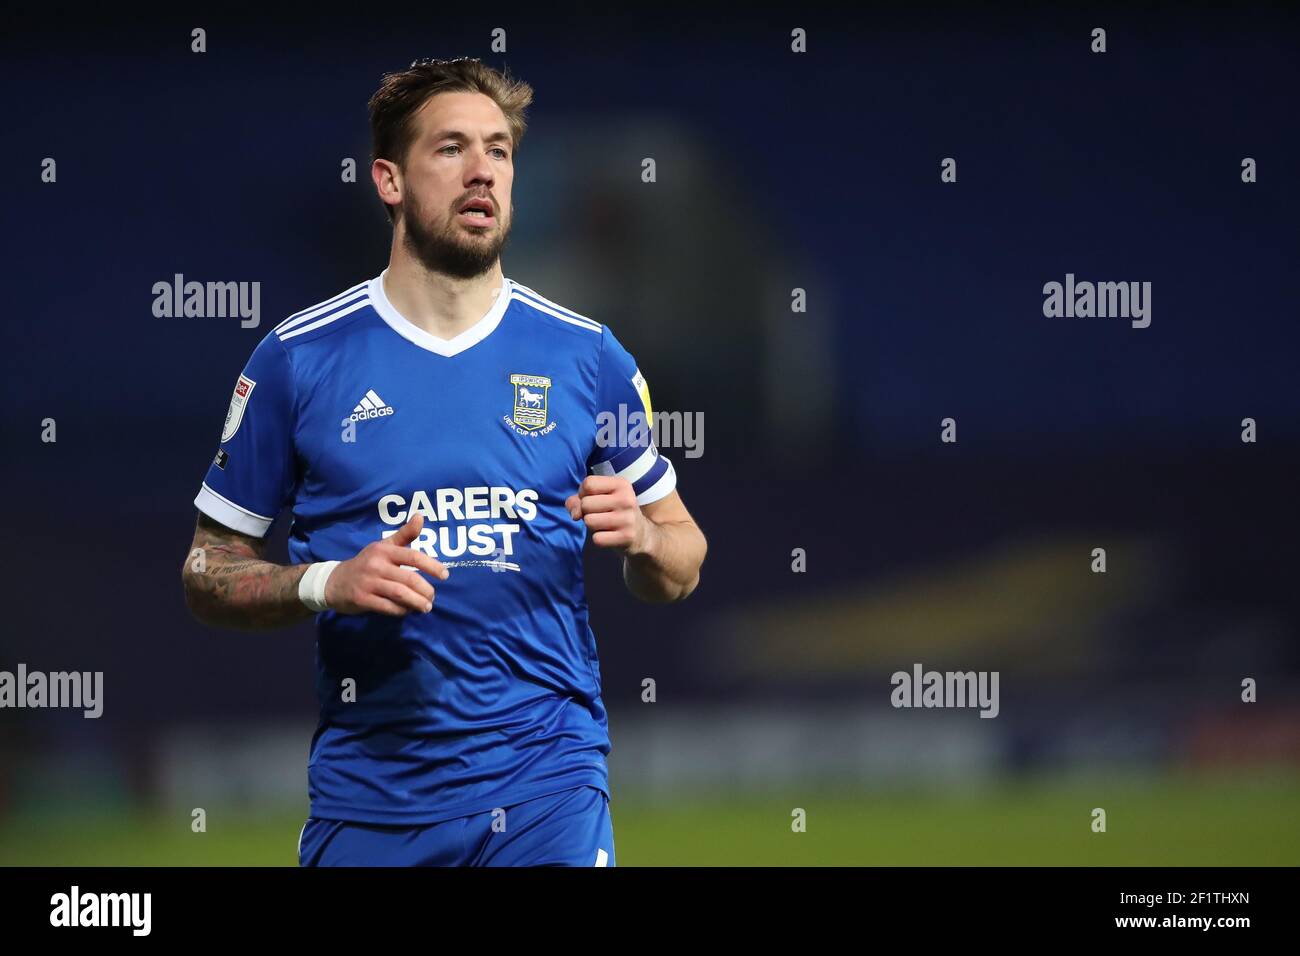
[457,198,495,226]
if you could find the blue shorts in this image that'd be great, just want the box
[298,785,616,867]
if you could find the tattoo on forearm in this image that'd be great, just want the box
[182,515,313,630]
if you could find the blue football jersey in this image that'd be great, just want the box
[193,271,676,823]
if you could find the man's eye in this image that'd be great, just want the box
[491,148,508,159]
[440,144,460,155]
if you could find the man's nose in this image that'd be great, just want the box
[465,147,495,185]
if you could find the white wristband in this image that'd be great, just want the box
[299,561,341,612]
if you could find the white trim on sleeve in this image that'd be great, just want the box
[591,445,661,485]
[635,457,677,506]
[194,482,275,537]
[619,446,661,486]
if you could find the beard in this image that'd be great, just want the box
[399,190,512,280]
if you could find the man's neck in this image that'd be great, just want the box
[383,244,506,341]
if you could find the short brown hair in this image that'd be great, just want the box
[368,57,534,221]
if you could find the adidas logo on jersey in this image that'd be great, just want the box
[349,389,395,422]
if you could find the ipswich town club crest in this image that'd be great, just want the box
[509,373,552,431]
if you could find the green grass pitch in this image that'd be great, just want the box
[2,771,1295,866]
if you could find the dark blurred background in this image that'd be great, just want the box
[1,3,1296,864]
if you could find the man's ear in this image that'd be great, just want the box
[372,158,403,211]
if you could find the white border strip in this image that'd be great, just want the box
[279,298,371,341]
[634,458,676,505]
[511,283,602,328]
[194,483,274,537]
[509,292,601,333]
[275,284,369,334]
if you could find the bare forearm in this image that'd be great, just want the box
[623,520,706,603]
[181,518,315,629]
[183,556,312,629]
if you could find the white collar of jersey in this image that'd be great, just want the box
[368,269,513,357]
